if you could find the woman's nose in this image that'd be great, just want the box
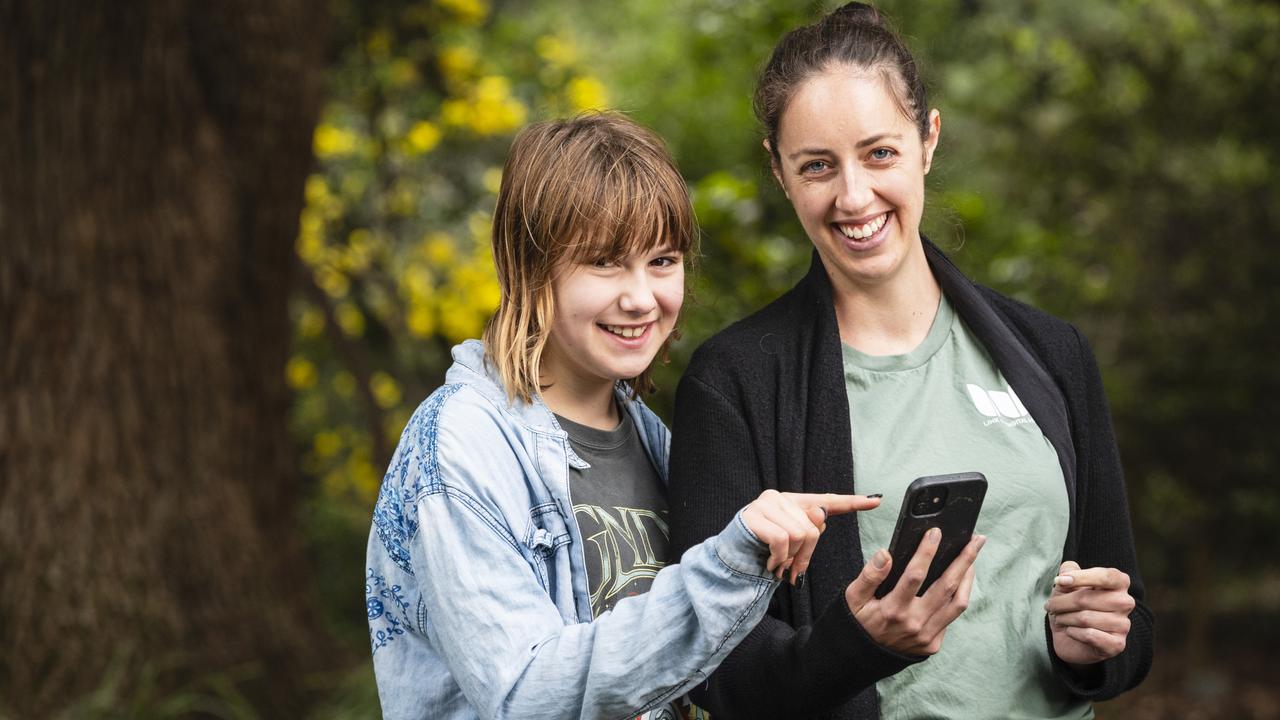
[618,270,657,314]
[835,166,874,213]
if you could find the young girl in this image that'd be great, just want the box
[365,112,879,720]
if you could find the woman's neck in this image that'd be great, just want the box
[832,251,942,356]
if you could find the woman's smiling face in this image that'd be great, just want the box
[771,66,940,293]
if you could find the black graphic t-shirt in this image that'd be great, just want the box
[554,407,670,618]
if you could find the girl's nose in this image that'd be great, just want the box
[618,270,657,314]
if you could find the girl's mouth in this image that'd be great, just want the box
[599,322,652,340]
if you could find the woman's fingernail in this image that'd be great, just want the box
[1054,575,1074,586]
[819,506,828,522]
[872,549,889,568]
[928,527,942,543]
[866,493,883,500]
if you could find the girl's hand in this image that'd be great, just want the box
[842,530,986,655]
[1045,561,1134,666]
[740,490,881,585]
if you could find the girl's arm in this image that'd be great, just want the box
[371,387,778,720]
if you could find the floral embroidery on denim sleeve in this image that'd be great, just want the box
[372,384,462,575]
[367,568,414,654]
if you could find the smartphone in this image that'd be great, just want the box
[873,472,987,599]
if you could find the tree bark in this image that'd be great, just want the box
[0,1,329,714]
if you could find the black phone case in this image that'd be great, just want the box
[873,472,988,599]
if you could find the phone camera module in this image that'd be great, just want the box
[910,486,949,517]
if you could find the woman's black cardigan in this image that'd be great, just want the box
[667,242,1154,719]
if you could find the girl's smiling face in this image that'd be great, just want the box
[771,67,940,293]
[540,244,684,397]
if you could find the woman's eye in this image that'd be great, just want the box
[801,160,829,174]
[870,148,897,161]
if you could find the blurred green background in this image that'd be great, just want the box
[4,0,1278,717]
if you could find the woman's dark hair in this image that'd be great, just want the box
[755,2,929,161]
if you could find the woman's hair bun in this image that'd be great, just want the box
[829,2,885,29]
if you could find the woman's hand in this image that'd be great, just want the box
[740,490,881,585]
[1045,561,1134,667]
[841,529,986,655]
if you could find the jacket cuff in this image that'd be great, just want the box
[813,589,925,673]
[790,590,925,710]
[711,509,781,581]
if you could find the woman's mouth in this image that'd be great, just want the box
[833,212,889,242]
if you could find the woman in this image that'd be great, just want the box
[364,112,879,720]
[667,4,1154,718]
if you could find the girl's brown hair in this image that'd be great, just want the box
[483,112,697,404]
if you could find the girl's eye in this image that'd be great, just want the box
[801,160,830,174]
[651,255,680,268]
[870,147,897,161]
[590,257,614,268]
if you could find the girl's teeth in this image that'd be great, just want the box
[604,324,645,338]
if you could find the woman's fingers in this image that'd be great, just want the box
[921,534,985,608]
[888,527,942,601]
[1060,626,1128,658]
[920,554,978,642]
[1045,587,1135,615]
[1054,566,1131,592]
[845,549,893,615]
[1049,609,1132,634]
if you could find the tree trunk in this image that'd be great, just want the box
[0,2,329,714]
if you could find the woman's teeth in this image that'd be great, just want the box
[603,324,646,338]
[837,213,887,239]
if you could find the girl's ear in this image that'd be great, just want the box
[764,139,789,199]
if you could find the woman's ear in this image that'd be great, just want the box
[764,139,788,199]
[923,109,941,175]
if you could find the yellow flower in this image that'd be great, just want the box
[315,267,350,298]
[313,123,360,158]
[423,232,457,266]
[286,356,318,390]
[567,76,609,112]
[407,303,437,338]
[438,45,478,83]
[313,430,343,459]
[535,35,577,68]
[305,174,330,205]
[441,99,470,127]
[405,120,442,155]
[482,167,503,195]
[336,302,366,337]
[371,371,403,409]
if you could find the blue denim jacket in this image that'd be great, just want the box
[366,340,779,720]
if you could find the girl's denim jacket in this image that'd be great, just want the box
[366,340,779,720]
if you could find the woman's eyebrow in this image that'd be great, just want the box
[856,132,902,148]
